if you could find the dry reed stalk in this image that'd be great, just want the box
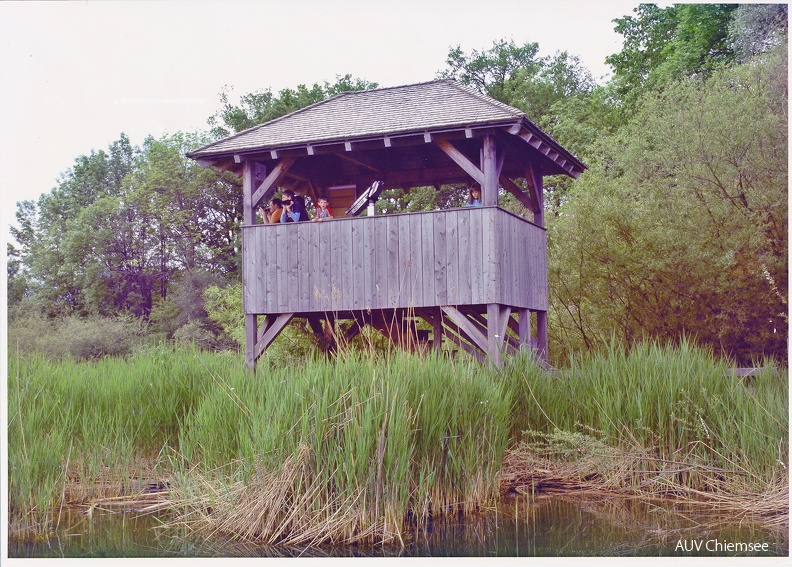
[501,439,789,531]
[169,444,401,547]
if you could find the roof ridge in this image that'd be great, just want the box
[445,80,526,119]
[193,79,457,154]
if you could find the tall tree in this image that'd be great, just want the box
[606,3,739,110]
[549,47,788,364]
[728,4,789,61]
[441,39,543,103]
[11,135,138,315]
[10,132,240,318]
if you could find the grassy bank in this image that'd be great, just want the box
[8,341,788,543]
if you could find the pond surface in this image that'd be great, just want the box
[9,495,788,558]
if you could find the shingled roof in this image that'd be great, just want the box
[188,79,585,178]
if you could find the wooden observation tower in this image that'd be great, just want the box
[188,80,586,369]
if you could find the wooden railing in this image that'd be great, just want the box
[242,207,547,315]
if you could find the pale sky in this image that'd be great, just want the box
[0,0,644,232]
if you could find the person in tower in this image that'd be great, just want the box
[312,196,333,221]
[280,189,309,222]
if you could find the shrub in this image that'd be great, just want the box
[8,312,150,360]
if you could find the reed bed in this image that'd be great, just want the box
[500,339,788,526]
[7,339,788,544]
[8,346,510,542]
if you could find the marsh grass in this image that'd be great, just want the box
[7,339,788,543]
[501,339,788,522]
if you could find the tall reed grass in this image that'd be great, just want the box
[8,345,510,542]
[502,339,788,494]
[8,339,787,543]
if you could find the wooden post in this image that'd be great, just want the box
[243,160,258,371]
[433,307,443,353]
[536,310,548,364]
[526,164,548,364]
[487,303,502,368]
[518,308,531,352]
[482,131,498,206]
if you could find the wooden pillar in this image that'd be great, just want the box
[518,308,532,352]
[433,307,444,353]
[481,131,498,207]
[242,160,258,370]
[526,164,548,364]
[536,311,548,364]
[487,303,502,369]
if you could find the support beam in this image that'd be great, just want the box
[433,308,443,353]
[517,308,532,352]
[245,314,257,370]
[342,318,364,346]
[253,313,295,361]
[525,165,544,227]
[435,138,484,186]
[487,304,502,368]
[440,306,488,354]
[486,304,511,368]
[500,176,536,213]
[335,152,382,173]
[462,307,520,355]
[243,161,257,370]
[242,161,256,226]
[416,308,445,354]
[441,323,486,363]
[251,157,296,208]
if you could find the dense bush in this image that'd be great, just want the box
[8,306,151,360]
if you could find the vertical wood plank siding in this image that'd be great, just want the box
[242,207,548,314]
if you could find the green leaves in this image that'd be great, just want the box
[440,40,595,131]
[548,51,788,365]
[606,3,739,111]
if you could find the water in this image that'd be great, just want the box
[9,495,787,558]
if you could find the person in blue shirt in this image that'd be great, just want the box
[466,186,483,207]
[280,189,309,222]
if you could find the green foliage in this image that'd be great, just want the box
[203,283,244,348]
[441,39,595,129]
[8,308,150,360]
[729,4,789,61]
[548,50,788,364]
[606,3,739,110]
[441,39,543,102]
[11,132,241,319]
[150,269,227,343]
[375,187,438,214]
[12,135,137,316]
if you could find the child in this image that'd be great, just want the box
[466,186,483,207]
[313,196,333,221]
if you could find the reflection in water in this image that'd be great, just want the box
[9,495,787,558]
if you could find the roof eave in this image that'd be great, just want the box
[188,120,523,162]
